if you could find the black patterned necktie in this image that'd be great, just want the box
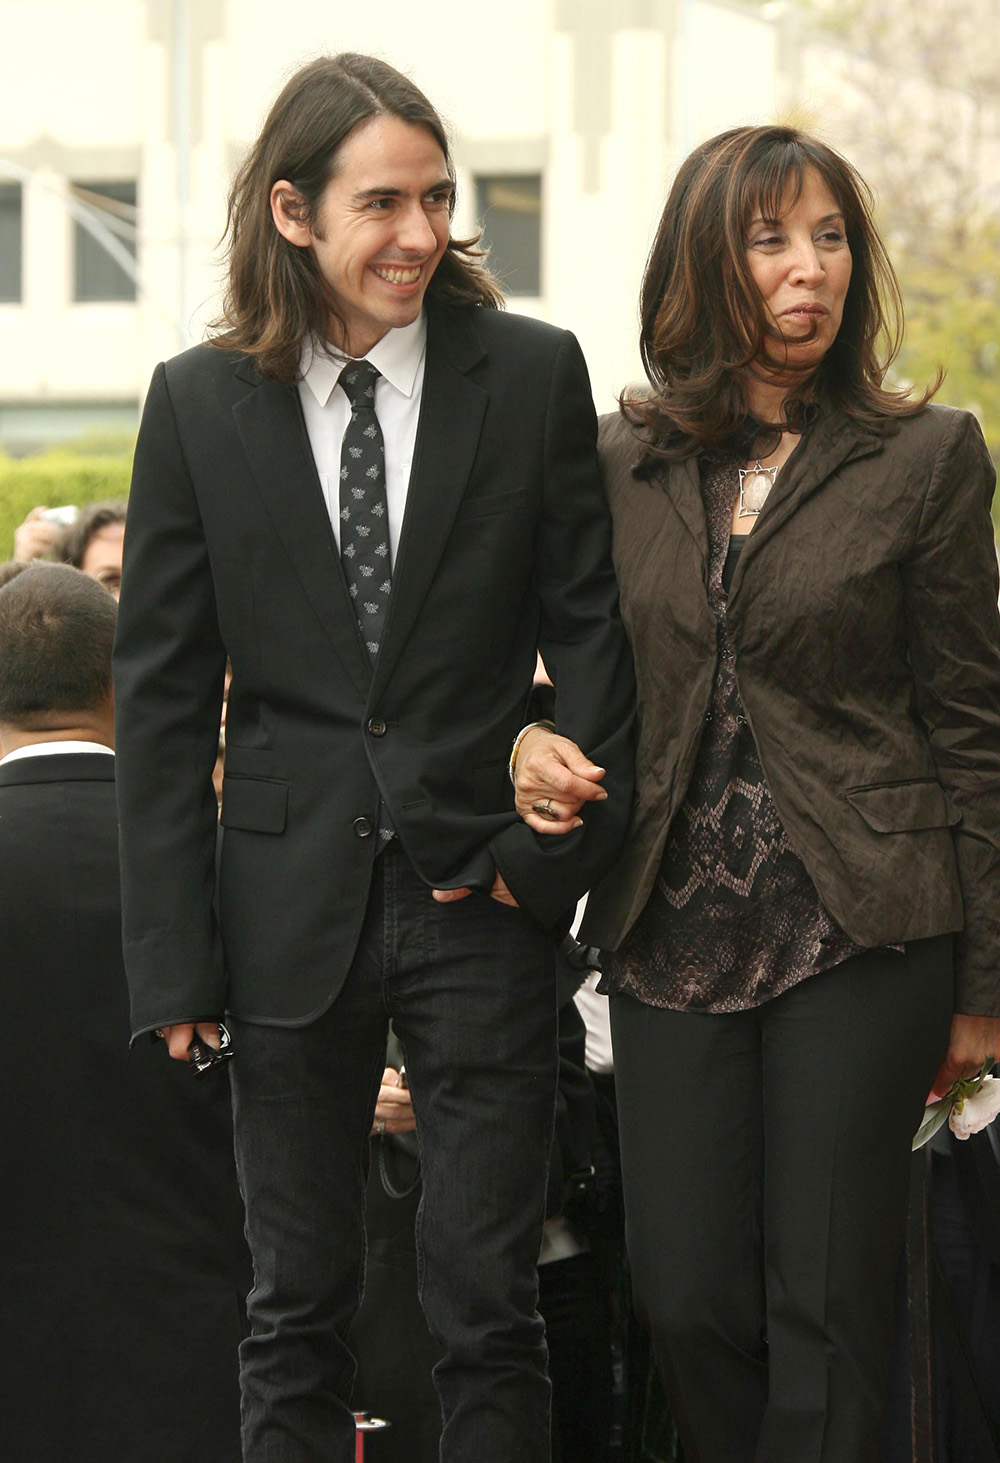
[338,360,391,662]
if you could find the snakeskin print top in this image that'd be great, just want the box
[600,453,873,1012]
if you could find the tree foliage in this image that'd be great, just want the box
[802,0,1000,521]
[0,449,132,561]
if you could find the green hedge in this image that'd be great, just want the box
[0,450,133,561]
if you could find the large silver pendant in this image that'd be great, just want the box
[738,459,778,517]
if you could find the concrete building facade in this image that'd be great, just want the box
[0,0,822,448]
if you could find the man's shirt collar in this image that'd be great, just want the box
[0,740,115,767]
[299,313,427,407]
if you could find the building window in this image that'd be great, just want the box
[475,175,542,297]
[0,183,23,303]
[72,180,138,302]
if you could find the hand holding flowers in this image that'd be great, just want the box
[913,1061,1000,1150]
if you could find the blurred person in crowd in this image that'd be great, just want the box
[213,662,233,810]
[12,504,67,561]
[112,52,634,1463]
[884,1123,1000,1462]
[514,125,1000,1463]
[13,498,127,597]
[62,499,127,596]
[0,563,250,1463]
[351,985,609,1463]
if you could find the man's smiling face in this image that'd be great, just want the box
[275,114,454,357]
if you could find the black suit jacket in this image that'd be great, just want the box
[0,753,250,1462]
[114,304,635,1035]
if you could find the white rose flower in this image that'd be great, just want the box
[948,1075,1000,1140]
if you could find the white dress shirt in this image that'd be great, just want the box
[297,313,427,563]
[0,740,115,766]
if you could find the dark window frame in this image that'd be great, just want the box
[475,174,542,298]
[72,179,138,304]
[0,182,23,304]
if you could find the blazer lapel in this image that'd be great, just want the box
[232,365,372,700]
[370,307,489,695]
[655,453,709,571]
[728,407,884,599]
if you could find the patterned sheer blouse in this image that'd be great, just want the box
[600,453,876,1013]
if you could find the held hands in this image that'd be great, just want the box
[513,725,607,835]
[430,726,606,904]
[371,1067,416,1136]
[929,1013,1000,1098]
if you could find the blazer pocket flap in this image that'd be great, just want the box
[220,776,288,834]
[456,488,529,519]
[845,779,960,833]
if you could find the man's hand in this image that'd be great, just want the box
[513,725,607,835]
[432,870,518,907]
[371,1067,416,1136]
[930,1013,1000,1098]
[159,1021,223,1063]
[13,506,62,563]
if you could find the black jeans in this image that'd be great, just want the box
[229,843,558,1463]
[610,937,955,1463]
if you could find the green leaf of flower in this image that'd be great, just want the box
[913,1098,954,1151]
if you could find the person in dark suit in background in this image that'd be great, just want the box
[112,53,635,1463]
[0,563,250,1463]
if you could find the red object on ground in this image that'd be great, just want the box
[354,1413,390,1461]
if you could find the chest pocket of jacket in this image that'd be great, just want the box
[845,778,960,832]
[220,776,289,834]
[455,488,529,520]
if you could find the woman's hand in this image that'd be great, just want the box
[513,725,608,835]
[371,1067,417,1135]
[13,506,62,563]
[930,1013,1000,1098]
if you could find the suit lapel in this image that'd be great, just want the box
[370,307,489,695]
[232,367,372,700]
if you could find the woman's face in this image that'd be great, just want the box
[745,165,852,375]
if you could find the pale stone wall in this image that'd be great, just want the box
[0,0,843,427]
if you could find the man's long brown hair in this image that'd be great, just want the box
[210,54,503,382]
[628,125,937,461]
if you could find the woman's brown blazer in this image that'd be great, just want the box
[581,402,1000,1015]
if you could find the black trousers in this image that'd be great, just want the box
[610,937,955,1463]
[229,843,558,1463]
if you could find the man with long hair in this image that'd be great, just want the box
[113,53,634,1463]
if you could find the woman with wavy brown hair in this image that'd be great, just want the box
[513,125,1000,1462]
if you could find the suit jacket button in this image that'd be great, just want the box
[353,816,374,838]
[367,717,387,737]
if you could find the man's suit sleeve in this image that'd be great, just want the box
[489,331,636,925]
[113,362,229,1040]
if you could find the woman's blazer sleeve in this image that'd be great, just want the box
[902,409,1000,1014]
